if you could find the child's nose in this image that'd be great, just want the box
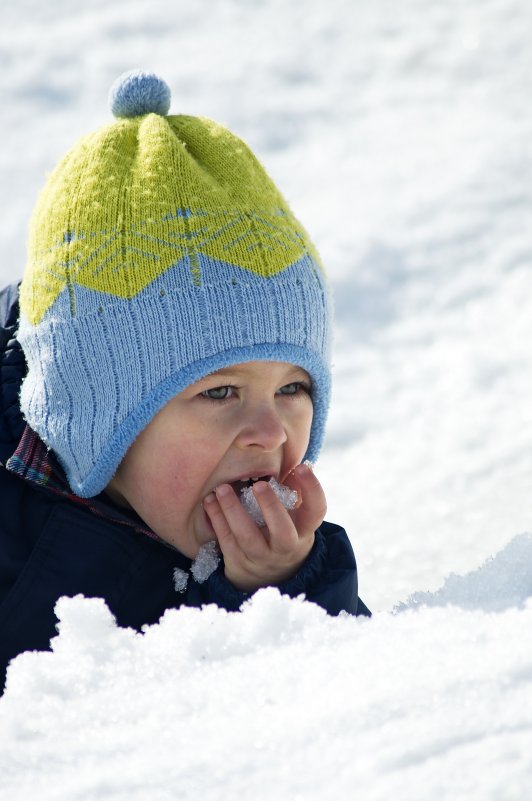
[235,402,288,451]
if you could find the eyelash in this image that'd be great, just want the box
[200,382,311,403]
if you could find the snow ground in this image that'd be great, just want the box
[1,0,531,797]
[1,536,532,801]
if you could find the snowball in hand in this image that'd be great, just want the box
[240,478,299,526]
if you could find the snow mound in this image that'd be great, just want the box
[397,533,532,612]
[1,536,532,801]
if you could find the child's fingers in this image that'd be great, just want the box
[204,476,319,592]
[212,484,269,559]
[202,492,238,553]
[204,468,323,571]
[285,463,327,533]
[203,490,261,574]
[252,481,299,554]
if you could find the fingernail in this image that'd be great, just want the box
[295,463,311,477]
[204,493,216,505]
[215,484,231,498]
[252,481,269,495]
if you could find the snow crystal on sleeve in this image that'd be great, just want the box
[173,567,188,593]
[190,541,221,583]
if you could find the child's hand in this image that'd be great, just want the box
[203,463,326,592]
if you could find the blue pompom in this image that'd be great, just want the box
[109,70,171,119]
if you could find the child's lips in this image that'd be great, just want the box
[229,475,273,494]
[212,470,280,496]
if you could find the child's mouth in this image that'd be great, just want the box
[230,476,273,494]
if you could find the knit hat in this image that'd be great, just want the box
[18,70,332,498]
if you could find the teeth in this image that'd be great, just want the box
[224,475,274,490]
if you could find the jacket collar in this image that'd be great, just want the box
[6,423,163,542]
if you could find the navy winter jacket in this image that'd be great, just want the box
[0,282,370,690]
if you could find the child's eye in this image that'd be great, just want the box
[201,385,234,401]
[277,382,310,396]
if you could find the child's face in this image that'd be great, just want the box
[105,361,314,557]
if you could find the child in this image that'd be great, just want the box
[0,70,370,688]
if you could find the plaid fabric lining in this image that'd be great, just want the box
[6,424,162,542]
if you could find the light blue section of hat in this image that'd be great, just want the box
[18,254,331,497]
[109,69,171,118]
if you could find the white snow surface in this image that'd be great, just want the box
[1,539,532,801]
[1,0,532,797]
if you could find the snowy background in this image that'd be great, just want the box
[1,0,531,798]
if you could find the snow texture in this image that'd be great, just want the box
[172,567,188,594]
[1,536,532,801]
[397,533,532,613]
[1,0,532,796]
[190,541,221,583]
[240,478,299,527]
